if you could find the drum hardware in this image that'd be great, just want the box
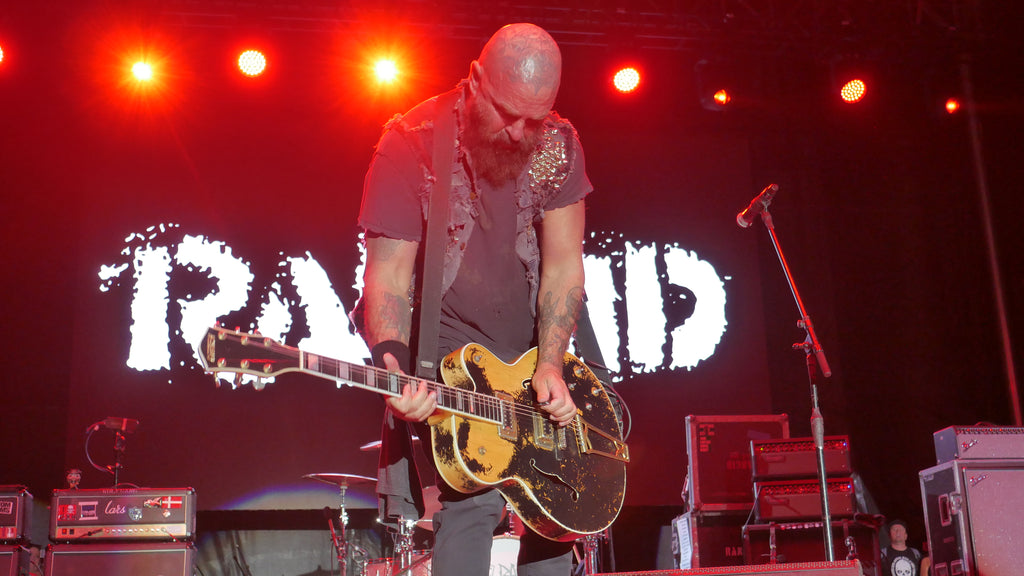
[304,473,376,576]
[577,529,608,575]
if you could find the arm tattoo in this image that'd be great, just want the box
[370,291,412,345]
[537,286,584,367]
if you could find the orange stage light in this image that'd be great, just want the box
[713,89,731,106]
[839,78,867,103]
[131,61,154,81]
[374,59,399,83]
[613,67,640,93]
[238,50,267,77]
[944,97,961,114]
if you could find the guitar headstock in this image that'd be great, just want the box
[199,326,301,389]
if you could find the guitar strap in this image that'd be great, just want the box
[414,88,459,379]
[575,297,612,386]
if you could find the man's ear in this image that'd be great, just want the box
[468,60,483,95]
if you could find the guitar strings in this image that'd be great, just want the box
[235,334,602,437]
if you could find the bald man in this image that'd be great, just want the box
[356,23,593,576]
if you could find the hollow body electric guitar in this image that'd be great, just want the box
[198,326,629,542]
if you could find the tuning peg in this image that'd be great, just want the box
[213,375,222,389]
[254,378,266,391]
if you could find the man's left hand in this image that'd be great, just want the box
[532,363,577,427]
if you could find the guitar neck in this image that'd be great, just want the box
[299,349,504,425]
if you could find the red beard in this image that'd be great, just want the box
[463,96,541,187]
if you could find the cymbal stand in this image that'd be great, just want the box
[391,517,423,576]
[327,483,360,576]
[579,530,607,575]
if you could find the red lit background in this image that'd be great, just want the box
[2,0,1023,571]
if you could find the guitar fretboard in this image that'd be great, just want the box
[300,349,508,425]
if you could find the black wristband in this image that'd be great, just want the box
[371,340,411,373]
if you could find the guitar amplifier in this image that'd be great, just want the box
[932,425,1024,464]
[686,415,790,512]
[50,488,196,542]
[751,437,852,480]
[919,458,1024,576]
[0,486,32,543]
[753,478,856,522]
[45,542,195,576]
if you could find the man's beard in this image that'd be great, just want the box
[463,97,541,187]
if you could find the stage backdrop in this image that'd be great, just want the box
[49,19,775,511]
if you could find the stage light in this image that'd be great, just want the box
[238,50,267,77]
[945,97,961,114]
[0,44,5,65]
[374,59,398,83]
[695,59,736,111]
[613,67,640,93]
[839,78,867,103]
[131,61,154,81]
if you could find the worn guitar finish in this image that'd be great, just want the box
[198,326,629,542]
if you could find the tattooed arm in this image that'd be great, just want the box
[533,199,586,426]
[362,235,437,421]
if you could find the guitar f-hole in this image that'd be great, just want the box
[530,459,580,502]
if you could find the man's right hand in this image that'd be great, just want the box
[382,352,438,422]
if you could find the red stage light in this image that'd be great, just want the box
[0,44,5,65]
[839,78,867,103]
[374,59,398,83]
[613,67,640,93]
[944,97,961,114]
[713,88,731,107]
[238,50,267,77]
[131,61,154,81]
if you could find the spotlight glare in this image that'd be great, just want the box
[132,61,154,81]
[0,44,5,65]
[238,50,267,77]
[374,59,398,83]
[840,78,867,103]
[613,67,640,93]
[713,88,731,106]
[945,97,961,114]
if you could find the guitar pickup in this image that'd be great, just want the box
[494,391,518,442]
[533,412,567,452]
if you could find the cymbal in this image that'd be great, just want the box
[303,473,377,488]
[359,436,421,452]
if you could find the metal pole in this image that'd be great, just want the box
[959,56,1021,426]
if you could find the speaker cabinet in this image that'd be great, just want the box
[45,542,195,576]
[1,546,30,576]
[920,459,1024,576]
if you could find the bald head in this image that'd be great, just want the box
[475,23,562,110]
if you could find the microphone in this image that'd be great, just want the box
[736,183,779,228]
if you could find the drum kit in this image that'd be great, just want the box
[304,441,532,576]
[304,468,612,576]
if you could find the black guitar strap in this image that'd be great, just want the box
[575,298,612,387]
[414,89,459,379]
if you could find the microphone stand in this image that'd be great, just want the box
[757,203,835,561]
